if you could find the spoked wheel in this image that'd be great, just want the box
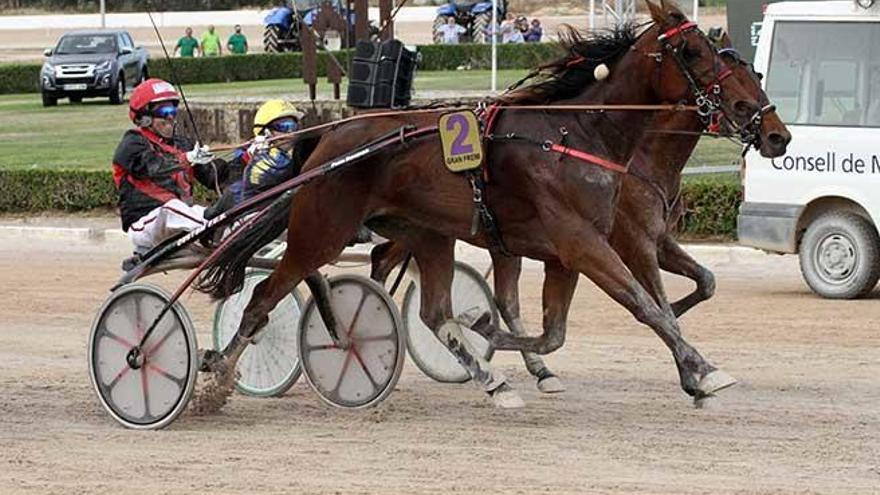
[298,274,404,409]
[213,269,304,397]
[88,283,197,430]
[403,261,497,383]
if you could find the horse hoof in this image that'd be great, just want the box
[697,370,737,396]
[491,385,525,409]
[694,394,721,410]
[536,375,566,394]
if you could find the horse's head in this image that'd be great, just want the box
[711,30,791,158]
[643,0,779,153]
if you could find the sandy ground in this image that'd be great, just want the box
[0,13,726,62]
[0,230,877,494]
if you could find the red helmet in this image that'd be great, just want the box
[129,78,179,123]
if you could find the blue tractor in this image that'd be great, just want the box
[432,0,508,44]
[263,0,374,53]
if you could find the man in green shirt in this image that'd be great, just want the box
[174,27,200,58]
[200,25,222,57]
[227,24,248,55]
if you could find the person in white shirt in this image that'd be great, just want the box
[437,16,467,44]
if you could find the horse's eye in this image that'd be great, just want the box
[682,46,700,61]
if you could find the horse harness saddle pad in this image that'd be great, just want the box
[439,110,484,173]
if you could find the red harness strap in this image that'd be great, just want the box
[658,21,698,41]
[546,143,628,173]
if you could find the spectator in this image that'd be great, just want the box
[227,24,248,55]
[500,13,523,44]
[525,18,543,43]
[174,27,200,58]
[201,25,222,57]
[437,16,466,45]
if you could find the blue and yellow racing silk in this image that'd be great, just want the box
[229,146,298,203]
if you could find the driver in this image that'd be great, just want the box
[205,99,304,218]
[112,78,227,255]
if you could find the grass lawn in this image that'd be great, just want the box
[0,69,742,171]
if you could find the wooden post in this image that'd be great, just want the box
[354,0,369,42]
[379,0,393,41]
[301,27,318,101]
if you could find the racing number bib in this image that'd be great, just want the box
[439,110,484,172]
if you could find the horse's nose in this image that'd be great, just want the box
[766,128,791,156]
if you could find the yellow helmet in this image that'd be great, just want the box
[252,99,304,137]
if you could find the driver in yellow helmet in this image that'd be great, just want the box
[206,99,304,218]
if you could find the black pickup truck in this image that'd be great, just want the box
[40,30,150,106]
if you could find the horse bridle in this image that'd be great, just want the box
[717,46,776,151]
[654,21,769,150]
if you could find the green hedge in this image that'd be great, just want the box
[0,169,742,238]
[1,42,565,94]
[0,169,214,212]
[0,63,41,94]
[679,176,741,238]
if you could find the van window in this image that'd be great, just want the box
[766,21,880,127]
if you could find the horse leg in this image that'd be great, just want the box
[557,226,734,401]
[474,259,578,357]
[369,241,409,286]
[193,173,373,413]
[659,234,716,317]
[409,233,524,408]
[491,252,566,394]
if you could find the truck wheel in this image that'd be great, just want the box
[264,25,281,53]
[109,76,124,105]
[41,92,57,107]
[432,15,452,44]
[471,12,492,44]
[799,211,880,299]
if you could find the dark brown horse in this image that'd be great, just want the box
[199,0,782,409]
[369,30,791,395]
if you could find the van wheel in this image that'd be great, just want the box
[799,211,880,299]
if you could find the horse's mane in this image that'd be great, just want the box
[502,23,641,104]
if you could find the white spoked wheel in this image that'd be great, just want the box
[403,261,497,383]
[213,269,304,398]
[88,283,198,430]
[298,274,405,409]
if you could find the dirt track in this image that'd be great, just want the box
[0,233,878,494]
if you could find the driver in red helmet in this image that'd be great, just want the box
[112,78,227,255]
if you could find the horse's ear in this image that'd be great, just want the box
[659,0,687,22]
[645,0,665,22]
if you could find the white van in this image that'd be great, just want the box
[738,0,880,298]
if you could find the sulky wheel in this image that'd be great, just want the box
[403,261,497,383]
[298,274,405,409]
[213,269,304,397]
[88,283,197,430]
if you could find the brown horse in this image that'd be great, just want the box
[199,0,780,409]
[369,30,791,395]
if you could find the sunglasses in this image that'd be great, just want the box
[269,118,299,133]
[152,103,178,119]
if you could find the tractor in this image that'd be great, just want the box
[432,0,508,44]
[263,0,374,53]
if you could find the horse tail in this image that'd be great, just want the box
[195,193,292,299]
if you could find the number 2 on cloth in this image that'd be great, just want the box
[439,110,483,173]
